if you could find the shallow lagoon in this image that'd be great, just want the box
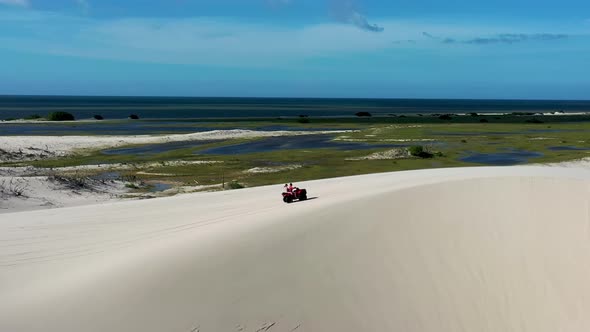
[102,140,220,155]
[460,149,544,166]
[196,135,407,155]
[547,146,590,151]
[100,135,409,156]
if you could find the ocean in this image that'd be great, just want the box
[1,96,589,120]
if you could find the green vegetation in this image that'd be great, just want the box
[128,114,140,120]
[47,111,75,121]
[93,115,104,120]
[408,145,434,158]
[24,114,43,120]
[227,181,245,189]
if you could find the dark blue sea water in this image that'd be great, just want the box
[1,96,589,120]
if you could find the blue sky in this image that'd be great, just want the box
[0,0,589,99]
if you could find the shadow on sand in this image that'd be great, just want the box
[291,196,319,203]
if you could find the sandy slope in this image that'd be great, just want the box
[1,166,590,332]
[0,176,126,213]
[538,157,590,168]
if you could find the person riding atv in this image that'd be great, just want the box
[282,184,307,203]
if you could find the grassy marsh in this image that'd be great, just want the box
[8,119,588,193]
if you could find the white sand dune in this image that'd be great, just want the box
[1,166,590,332]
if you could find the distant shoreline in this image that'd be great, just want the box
[2,96,590,120]
[2,111,590,122]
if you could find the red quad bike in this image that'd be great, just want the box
[282,187,307,203]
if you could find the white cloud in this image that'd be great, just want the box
[0,11,583,67]
[0,0,29,7]
[329,0,383,32]
[0,12,396,66]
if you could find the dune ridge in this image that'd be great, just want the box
[1,166,590,331]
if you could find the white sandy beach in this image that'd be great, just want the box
[1,166,590,331]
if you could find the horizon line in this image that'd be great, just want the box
[1,94,589,102]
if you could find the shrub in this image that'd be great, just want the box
[297,118,311,123]
[469,112,479,117]
[298,114,309,118]
[439,114,453,120]
[228,181,245,189]
[49,174,97,190]
[526,118,544,124]
[408,145,434,158]
[480,118,489,123]
[128,114,140,120]
[408,145,424,156]
[355,111,372,117]
[93,115,104,120]
[24,114,42,120]
[47,111,75,121]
